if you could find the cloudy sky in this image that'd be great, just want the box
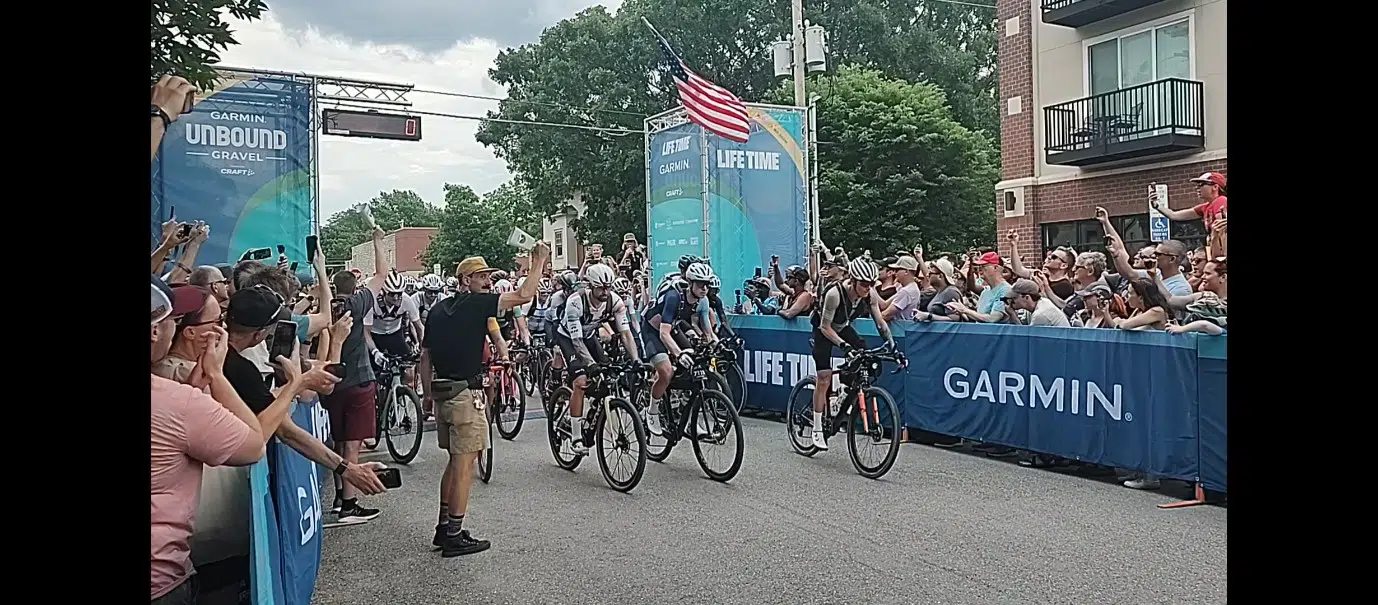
[220,0,623,222]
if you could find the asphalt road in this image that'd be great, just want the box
[316,409,1227,605]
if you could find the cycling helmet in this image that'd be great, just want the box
[848,257,879,283]
[538,278,554,294]
[678,254,700,274]
[492,270,509,281]
[494,279,514,293]
[556,271,579,291]
[422,274,444,291]
[785,265,810,283]
[383,271,405,293]
[612,277,632,295]
[684,262,715,284]
[708,275,721,291]
[445,276,458,289]
[585,263,616,288]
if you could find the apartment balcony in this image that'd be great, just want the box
[1043,78,1204,167]
[1041,0,1169,28]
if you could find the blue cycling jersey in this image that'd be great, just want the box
[644,285,710,329]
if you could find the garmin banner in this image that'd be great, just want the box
[152,71,314,266]
[250,398,330,605]
[902,322,1200,482]
[646,120,707,287]
[645,105,809,289]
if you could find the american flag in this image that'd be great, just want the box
[657,38,751,143]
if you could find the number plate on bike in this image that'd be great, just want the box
[691,368,705,379]
[481,374,492,388]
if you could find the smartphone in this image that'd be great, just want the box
[177,223,193,239]
[268,320,298,363]
[1103,236,1114,247]
[306,235,319,261]
[276,244,286,256]
[374,467,402,489]
[330,296,348,321]
[289,261,299,273]
[754,267,763,278]
[239,247,273,261]
[771,254,779,263]
[182,90,195,114]
[324,363,347,379]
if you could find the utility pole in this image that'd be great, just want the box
[790,0,807,107]
[772,2,829,274]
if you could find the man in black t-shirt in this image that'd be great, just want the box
[221,287,387,502]
[418,242,548,557]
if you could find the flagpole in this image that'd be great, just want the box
[641,17,672,48]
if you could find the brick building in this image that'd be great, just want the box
[995,0,1226,259]
[348,227,438,276]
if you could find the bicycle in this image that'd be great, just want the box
[785,345,907,479]
[708,334,747,412]
[519,334,545,401]
[638,338,745,483]
[545,359,652,492]
[362,352,425,465]
[490,344,528,440]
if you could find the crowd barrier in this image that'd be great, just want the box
[728,315,1227,493]
[242,318,1227,605]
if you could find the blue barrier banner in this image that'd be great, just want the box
[269,398,329,605]
[248,459,281,605]
[647,122,707,286]
[152,72,314,266]
[1196,337,1227,492]
[705,106,810,291]
[729,315,905,415]
[903,322,1199,481]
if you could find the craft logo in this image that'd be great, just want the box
[183,111,290,177]
[942,367,1130,422]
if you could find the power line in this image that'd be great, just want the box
[321,99,646,135]
[926,0,997,8]
[411,88,649,118]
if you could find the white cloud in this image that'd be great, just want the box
[219,13,515,222]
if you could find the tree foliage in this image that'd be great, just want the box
[476,0,997,252]
[151,0,268,90]
[424,183,544,275]
[769,66,997,256]
[319,190,441,262]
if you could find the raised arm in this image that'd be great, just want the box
[499,243,550,312]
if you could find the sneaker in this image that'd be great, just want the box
[432,524,446,549]
[336,502,381,525]
[644,412,664,436]
[1123,476,1161,490]
[811,430,829,450]
[441,530,492,558]
[569,436,590,456]
[329,498,342,515]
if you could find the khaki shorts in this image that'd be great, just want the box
[433,382,487,456]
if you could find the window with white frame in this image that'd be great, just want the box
[1086,16,1193,96]
[554,228,565,258]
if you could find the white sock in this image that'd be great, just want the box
[812,411,824,431]
[571,414,583,441]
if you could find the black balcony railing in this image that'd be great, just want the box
[1041,0,1169,28]
[1043,78,1204,167]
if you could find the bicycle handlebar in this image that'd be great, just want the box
[844,345,908,374]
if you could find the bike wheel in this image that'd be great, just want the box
[477,405,494,484]
[545,387,583,470]
[385,386,425,464]
[785,376,820,457]
[595,397,648,493]
[519,357,537,398]
[690,390,744,483]
[846,386,902,480]
[495,373,526,441]
[540,359,561,416]
[726,362,748,412]
[363,390,385,450]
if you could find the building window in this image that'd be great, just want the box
[1041,214,1207,259]
[553,229,565,258]
[1086,16,1192,96]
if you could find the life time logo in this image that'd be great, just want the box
[183,111,289,176]
[942,367,1129,422]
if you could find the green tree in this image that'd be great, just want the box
[476,0,997,254]
[151,0,268,90]
[768,66,997,256]
[424,185,524,275]
[485,181,543,243]
[319,190,441,262]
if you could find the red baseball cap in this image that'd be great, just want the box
[973,251,1002,266]
[1189,172,1226,188]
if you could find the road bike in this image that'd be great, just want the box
[490,344,528,440]
[638,338,745,483]
[362,352,424,464]
[545,359,651,492]
[708,334,747,412]
[519,333,546,401]
[786,345,907,479]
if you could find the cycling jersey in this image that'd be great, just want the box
[558,290,629,341]
[810,280,871,331]
[410,291,442,324]
[656,272,685,297]
[366,294,420,335]
[494,305,519,341]
[525,299,550,335]
[644,285,710,331]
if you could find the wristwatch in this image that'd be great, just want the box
[151,104,171,129]
[334,459,349,476]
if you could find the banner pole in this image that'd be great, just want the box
[700,125,710,259]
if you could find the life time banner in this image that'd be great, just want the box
[645,105,809,289]
[152,72,313,266]
[251,398,330,605]
[728,316,1218,484]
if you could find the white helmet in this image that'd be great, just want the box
[612,276,632,295]
[847,257,879,283]
[494,279,514,293]
[383,272,405,293]
[684,262,715,284]
[445,276,458,288]
[421,274,444,291]
[585,263,616,288]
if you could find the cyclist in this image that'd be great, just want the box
[555,264,642,454]
[524,278,553,343]
[641,262,717,436]
[809,257,895,450]
[655,254,703,298]
[705,275,739,339]
[543,271,580,379]
[412,274,445,323]
[366,272,423,387]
